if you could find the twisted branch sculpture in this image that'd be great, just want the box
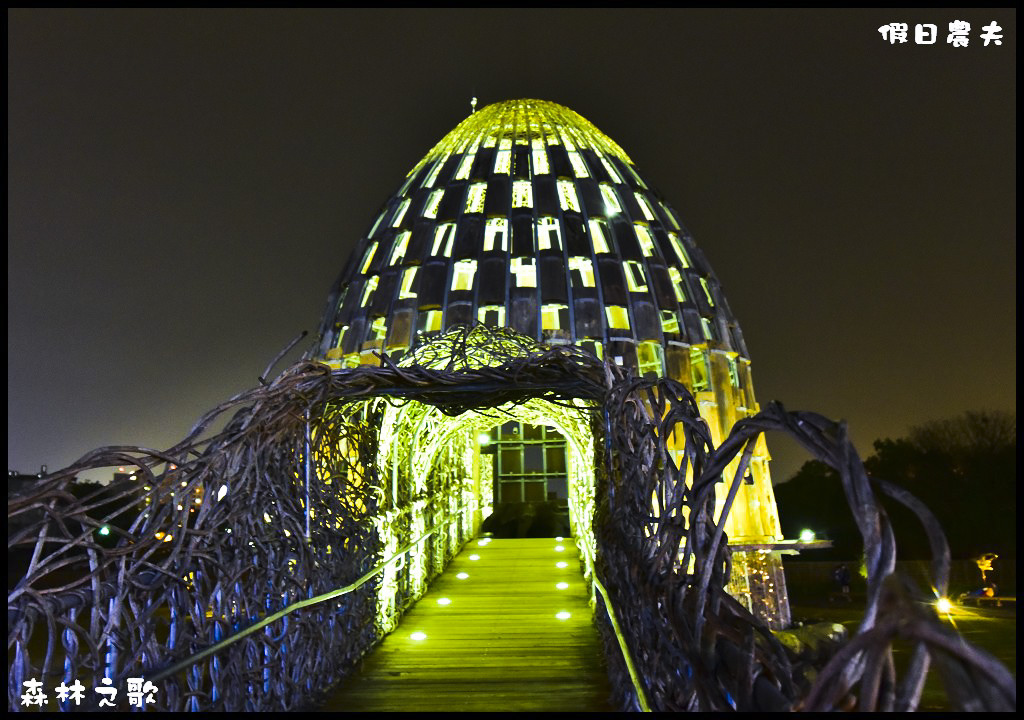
[7,325,1015,711]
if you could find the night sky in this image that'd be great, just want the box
[8,9,1016,483]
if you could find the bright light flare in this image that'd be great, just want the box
[799,529,816,543]
[936,597,953,614]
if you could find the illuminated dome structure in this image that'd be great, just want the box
[312,99,788,620]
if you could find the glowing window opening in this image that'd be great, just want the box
[483,134,498,149]
[600,184,621,214]
[512,181,533,209]
[392,199,411,227]
[399,267,418,299]
[623,261,648,292]
[634,225,655,257]
[701,317,715,341]
[511,257,537,288]
[557,180,581,213]
[418,309,443,335]
[368,317,388,342]
[537,216,562,251]
[422,154,449,188]
[668,267,687,303]
[660,310,680,334]
[390,231,411,265]
[333,324,350,349]
[483,217,508,252]
[568,152,589,178]
[541,304,569,331]
[588,218,611,254]
[668,232,691,268]
[727,355,740,388]
[690,347,710,392]
[361,275,379,307]
[637,342,663,378]
[494,150,511,174]
[634,193,657,221]
[431,223,457,257]
[499,138,513,151]
[579,339,603,360]
[531,149,550,175]
[451,260,478,292]
[700,278,715,307]
[559,129,576,151]
[455,153,476,181]
[465,183,487,214]
[423,190,444,219]
[605,305,630,330]
[568,256,595,288]
[360,242,378,274]
[600,156,622,183]
[478,305,505,326]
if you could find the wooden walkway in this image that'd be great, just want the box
[322,537,615,712]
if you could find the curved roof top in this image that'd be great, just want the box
[313,99,748,373]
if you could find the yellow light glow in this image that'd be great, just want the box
[556,611,571,620]
[410,632,427,641]
[799,529,816,543]
[936,597,953,614]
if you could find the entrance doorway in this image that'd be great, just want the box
[483,421,571,538]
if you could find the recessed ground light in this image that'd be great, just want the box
[554,545,565,552]
[556,612,571,620]
[457,572,469,579]
[437,598,451,606]
[555,536,564,541]
[556,582,569,590]
[556,562,568,569]
[469,554,480,561]
[410,632,427,641]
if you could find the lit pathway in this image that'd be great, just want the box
[322,537,615,712]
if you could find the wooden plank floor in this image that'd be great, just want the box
[321,537,615,712]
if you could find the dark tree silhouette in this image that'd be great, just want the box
[775,411,1016,562]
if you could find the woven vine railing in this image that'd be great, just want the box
[7,325,1016,712]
